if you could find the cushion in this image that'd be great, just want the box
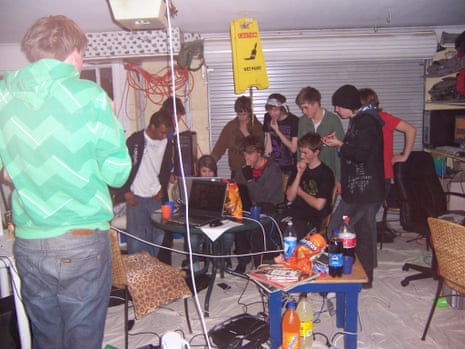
[123,251,192,319]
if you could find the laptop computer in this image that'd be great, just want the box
[168,178,228,227]
[177,176,224,206]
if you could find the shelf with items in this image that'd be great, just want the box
[423,34,465,151]
[425,46,465,111]
[425,101,465,111]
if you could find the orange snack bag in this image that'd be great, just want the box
[224,181,243,221]
[284,233,327,274]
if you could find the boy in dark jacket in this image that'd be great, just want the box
[323,84,385,288]
[115,110,173,257]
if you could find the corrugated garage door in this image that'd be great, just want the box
[203,29,436,177]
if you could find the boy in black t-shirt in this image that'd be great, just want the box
[285,132,335,239]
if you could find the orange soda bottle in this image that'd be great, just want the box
[282,301,300,349]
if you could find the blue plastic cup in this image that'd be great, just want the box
[343,255,354,275]
[250,205,262,220]
[164,201,175,215]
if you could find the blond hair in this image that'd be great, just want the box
[21,15,88,62]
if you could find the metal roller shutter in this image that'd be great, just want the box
[204,29,436,177]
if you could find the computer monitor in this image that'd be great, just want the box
[454,115,465,145]
[423,109,465,147]
[173,131,197,176]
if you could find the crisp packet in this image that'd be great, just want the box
[283,233,327,274]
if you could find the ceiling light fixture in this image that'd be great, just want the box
[108,0,177,31]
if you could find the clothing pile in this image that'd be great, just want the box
[427,31,465,101]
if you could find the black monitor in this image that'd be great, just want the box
[423,109,465,147]
[173,131,197,177]
[454,115,465,145]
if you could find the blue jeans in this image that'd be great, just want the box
[13,230,112,349]
[328,200,382,283]
[126,195,164,257]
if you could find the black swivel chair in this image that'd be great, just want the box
[378,183,401,250]
[394,151,465,287]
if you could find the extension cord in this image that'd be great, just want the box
[327,298,336,316]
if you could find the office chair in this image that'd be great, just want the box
[422,217,465,340]
[109,229,192,349]
[394,151,465,287]
[319,184,339,236]
[378,183,401,250]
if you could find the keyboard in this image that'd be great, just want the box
[435,146,465,157]
[168,213,221,227]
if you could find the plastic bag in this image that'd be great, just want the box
[224,181,243,221]
[281,233,327,274]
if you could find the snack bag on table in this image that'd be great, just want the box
[275,233,327,274]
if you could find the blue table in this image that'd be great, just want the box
[264,259,367,349]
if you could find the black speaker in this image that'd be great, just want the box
[173,131,197,176]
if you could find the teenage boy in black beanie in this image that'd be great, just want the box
[322,84,385,289]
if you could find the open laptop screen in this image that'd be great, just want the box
[177,177,224,205]
[188,178,227,215]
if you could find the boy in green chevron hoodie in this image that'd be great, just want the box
[0,15,131,349]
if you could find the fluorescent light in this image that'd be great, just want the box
[108,0,167,30]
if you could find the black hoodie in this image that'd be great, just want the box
[339,105,385,203]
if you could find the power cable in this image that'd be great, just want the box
[164,3,211,348]
[124,63,194,107]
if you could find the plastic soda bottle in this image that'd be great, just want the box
[296,293,314,349]
[339,216,356,259]
[282,301,300,349]
[328,228,343,277]
[284,220,297,259]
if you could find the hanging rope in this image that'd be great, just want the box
[124,63,195,106]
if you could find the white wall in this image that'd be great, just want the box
[0,44,28,72]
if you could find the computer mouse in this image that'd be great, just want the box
[209,220,223,227]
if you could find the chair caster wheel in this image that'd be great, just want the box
[401,279,409,287]
[402,264,409,271]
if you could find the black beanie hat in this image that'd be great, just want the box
[332,84,362,110]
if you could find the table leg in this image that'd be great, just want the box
[269,290,282,349]
[217,239,225,279]
[343,286,361,349]
[203,237,230,316]
[336,292,345,328]
[158,232,173,265]
[202,241,217,317]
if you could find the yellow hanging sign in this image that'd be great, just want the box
[230,17,269,94]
